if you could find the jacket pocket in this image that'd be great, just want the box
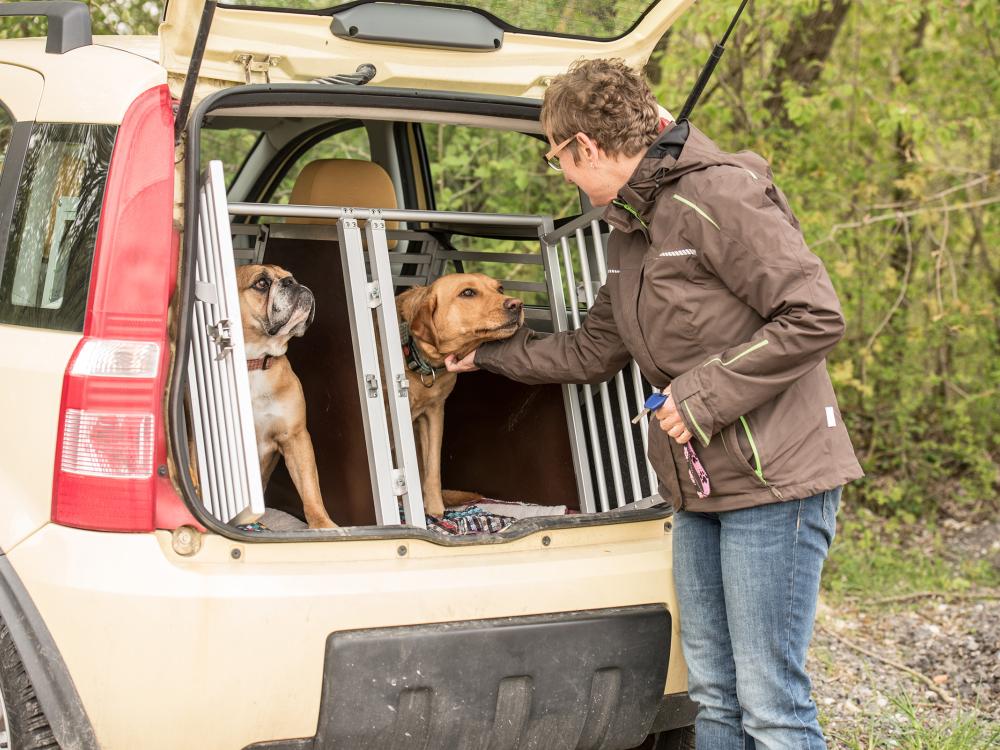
[722,416,782,498]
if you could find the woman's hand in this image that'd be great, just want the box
[656,386,692,444]
[445,350,479,373]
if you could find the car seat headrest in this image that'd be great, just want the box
[288,158,399,247]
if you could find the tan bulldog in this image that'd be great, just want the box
[237,263,335,529]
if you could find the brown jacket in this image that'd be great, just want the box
[476,122,863,512]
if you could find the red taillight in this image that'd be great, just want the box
[52,85,193,532]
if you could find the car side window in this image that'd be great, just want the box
[200,127,263,187]
[0,123,117,331]
[423,124,580,218]
[421,124,582,306]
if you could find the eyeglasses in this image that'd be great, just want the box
[543,134,577,172]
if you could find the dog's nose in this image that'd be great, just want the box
[504,297,523,312]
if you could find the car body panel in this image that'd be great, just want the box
[0,329,81,552]
[0,39,165,123]
[7,519,685,749]
[0,62,42,120]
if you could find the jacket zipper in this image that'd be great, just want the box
[738,416,783,499]
[612,199,648,229]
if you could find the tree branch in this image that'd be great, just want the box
[810,195,1000,248]
[864,215,914,352]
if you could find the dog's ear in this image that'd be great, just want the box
[407,287,438,347]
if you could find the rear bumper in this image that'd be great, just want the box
[5,519,687,750]
[248,606,671,750]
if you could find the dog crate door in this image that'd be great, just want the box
[186,160,266,525]
[544,210,659,512]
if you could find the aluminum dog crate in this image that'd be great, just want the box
[188,160,660,527]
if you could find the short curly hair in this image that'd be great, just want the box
[540,58,660,161]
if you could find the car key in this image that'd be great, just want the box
[633,389,712,498]
[632,389,669,424]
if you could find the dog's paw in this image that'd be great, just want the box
[305,515,339,530]
[423,495,446,518]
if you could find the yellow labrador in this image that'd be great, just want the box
[396,273,524,516]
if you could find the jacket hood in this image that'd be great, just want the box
[605,121,765,233]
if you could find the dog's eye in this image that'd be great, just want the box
[460,288,476,298]
[497,286,504,295]
[253,277,271,292]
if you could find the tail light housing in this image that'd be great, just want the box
[52,85,193,532]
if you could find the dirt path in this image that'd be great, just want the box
[810,518,1000,746]
[812,594,999,745]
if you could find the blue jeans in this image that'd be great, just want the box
[673,487,841,750]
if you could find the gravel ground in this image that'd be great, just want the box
[810,519,1000,746]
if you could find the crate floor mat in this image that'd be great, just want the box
[237,500,570,535]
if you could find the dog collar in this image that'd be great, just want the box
[246,354,273,371]
[399,321,446,387]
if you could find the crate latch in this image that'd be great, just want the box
[395,373,409,399]
[391,469,407,496]
[207,320,233,360]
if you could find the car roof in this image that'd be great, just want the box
[94,35,160,63]
[0,37,166,123]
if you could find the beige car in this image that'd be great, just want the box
[0,1,698,748]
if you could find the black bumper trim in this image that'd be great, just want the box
[0,551,100,750]
[650,692,699,733]
[246,605,672,750]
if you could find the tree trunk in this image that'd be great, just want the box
[764,0,853,127]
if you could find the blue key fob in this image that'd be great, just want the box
[644,392,668,411]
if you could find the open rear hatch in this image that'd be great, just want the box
[160,0,693,96]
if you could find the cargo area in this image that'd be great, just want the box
[174,86,668,538]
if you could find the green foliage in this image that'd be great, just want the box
[423,123,581,306]
[0,2,161,38]
[830,693,1000,750]
[823,508,1000,600]
[654,0,1000,517]
[200,128,262,187]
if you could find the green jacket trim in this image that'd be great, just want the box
[612,199,649,229]
[706,339,770,368]
[738,415,766,483]
[683,400,711,447]
[672,193,720,230]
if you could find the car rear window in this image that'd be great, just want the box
[220,0,657,40]
[0,123,116,331]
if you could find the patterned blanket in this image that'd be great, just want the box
[237,500,569,536]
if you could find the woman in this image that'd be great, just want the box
[447,58,863,749]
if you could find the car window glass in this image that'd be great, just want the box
[269,126,371,203]
[0,106,12,173]
[223,0,656,39]
[422,123,581,305]
[200,127,262,187]
[0,123,116,331]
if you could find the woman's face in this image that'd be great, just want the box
[547,133,625,207]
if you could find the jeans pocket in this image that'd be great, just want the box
[821,487,842,546]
